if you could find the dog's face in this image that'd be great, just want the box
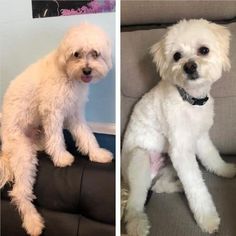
[151,19,231,90]
[57,23,112,83]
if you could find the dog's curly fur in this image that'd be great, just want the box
[122,19,236,235]
[0,23,112,236]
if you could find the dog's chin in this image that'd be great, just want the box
[180,74,213,97]
[174,72,209,89]
[184,76,205,87]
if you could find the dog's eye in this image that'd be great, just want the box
[91,50,100,59]
[173,52,182,62]
[73,51,82,59]
[198,46,209,55]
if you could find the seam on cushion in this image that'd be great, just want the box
[121,92,146,99]
[77,160,87,213]
[121,90,140,99]
[121,17,236,30]
[75,159,115,225]
[122,89,236,100]
[121,80,158,98]
[214,95,236,99]
[78,163,115,225]
[76,214,81,236]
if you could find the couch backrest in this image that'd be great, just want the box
[121,0,236,26]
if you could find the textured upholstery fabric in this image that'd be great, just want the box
[1,131,115,236]
[121,22,236,154]
[146,156,236,236]
[121,0,236,26]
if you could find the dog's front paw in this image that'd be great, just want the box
[196,210,220,234]
[23,212,45,236]
[53,152,74,167]
[89,148,113,163]
[126,212,150,236]
[216,163,236,178]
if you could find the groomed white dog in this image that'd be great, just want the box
[0,23,113,236]
[122,19,236,235]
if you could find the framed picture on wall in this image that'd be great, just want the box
[32,0,116,18]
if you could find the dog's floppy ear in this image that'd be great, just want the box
[56,27,76,69]
[56,40,72,69]
[57,48,66,67]
[150,38,168,78]
[209,23,231,72]
[103,38,112,70]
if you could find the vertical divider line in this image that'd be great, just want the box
[115,1,121,235]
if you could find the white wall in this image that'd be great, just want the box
[0,0,115,125]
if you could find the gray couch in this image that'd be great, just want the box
[121,1,236,235]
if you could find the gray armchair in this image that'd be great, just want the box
[121,1,236,235]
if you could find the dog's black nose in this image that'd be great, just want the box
[183,61,197,75]
[82,67,92,75]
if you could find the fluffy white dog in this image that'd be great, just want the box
[122,19,236,235]
[0,23,113,236]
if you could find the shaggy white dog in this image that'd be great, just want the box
[122,19,236,235]
[0,23,113,236]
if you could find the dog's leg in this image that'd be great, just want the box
[169,137,220,234]
[68,116,112,163]
[125,148,152,236]
[43,113,74,167]
[197,133,236,178]
[7,136,44,236]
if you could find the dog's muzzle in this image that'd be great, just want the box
[82,67,92,76]
[183,60,199,80]
[81,67,93,83]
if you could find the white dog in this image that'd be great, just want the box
[122,19,236,235]
[0,23,113,236]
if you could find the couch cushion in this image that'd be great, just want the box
[121,0,236,26]
[1,200,115,236]
[121,22,236,154]
[1,131,115,225]
[146,156,236,236]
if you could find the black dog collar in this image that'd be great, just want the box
[176,85,209,106]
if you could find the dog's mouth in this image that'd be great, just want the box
[81,75,93,83]
[186,72,199,80]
